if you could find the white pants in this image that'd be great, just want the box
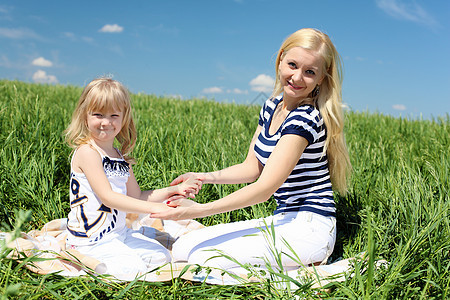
[68,227,171,280]
[172,211,336,270]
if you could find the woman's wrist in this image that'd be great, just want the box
[200,172,215,184]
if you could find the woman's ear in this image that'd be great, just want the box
[318,75,325,85]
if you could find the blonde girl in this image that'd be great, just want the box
[64,78,200,279]
[154,28,351,271]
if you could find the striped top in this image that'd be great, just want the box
[254,96,335,217]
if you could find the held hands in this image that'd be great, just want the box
[171,174,203,199]
[170,172,205,191]
[150,173,207,220]
[152,198,202,220]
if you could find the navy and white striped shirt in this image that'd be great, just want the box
[254,96,335,217]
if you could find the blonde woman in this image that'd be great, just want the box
[154,28,352,271]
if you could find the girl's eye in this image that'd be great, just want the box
[93,113,103,117]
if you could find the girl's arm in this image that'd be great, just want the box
[170,125,264,187]
[126,168,201,203]
[75,145,195,214]
[153,133,308,220]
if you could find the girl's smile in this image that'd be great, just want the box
[87,110,123,144]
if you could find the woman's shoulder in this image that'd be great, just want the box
[284,105,323,132]
[289,104,320,120]
[261,95,281,112]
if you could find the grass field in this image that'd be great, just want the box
[0,79,449,299]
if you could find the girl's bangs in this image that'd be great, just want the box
[88,93,125,113]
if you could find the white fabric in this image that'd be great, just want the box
[70,226,171,280]
[172,211,336,270]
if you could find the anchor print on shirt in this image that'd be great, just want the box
[67,176,119,240]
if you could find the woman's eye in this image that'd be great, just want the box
[288,62,297,68]
[306,70,316,75]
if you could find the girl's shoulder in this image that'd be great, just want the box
[77,144,101,155]
[73,144,102,162]
[71,144,102,174]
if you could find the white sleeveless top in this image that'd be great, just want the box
[66,146,130,246]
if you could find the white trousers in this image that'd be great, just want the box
[172,211,336,270]
[68,227,171,280]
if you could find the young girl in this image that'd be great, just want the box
[64,77,200,280]
[154,28,352,272]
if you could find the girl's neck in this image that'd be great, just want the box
[89,139,119,158]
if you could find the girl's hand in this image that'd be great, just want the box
[170,172,205,190]
[173,175,203,198]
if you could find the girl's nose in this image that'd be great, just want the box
[101,117,111,125]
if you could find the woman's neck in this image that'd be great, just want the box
[281,95,315,111]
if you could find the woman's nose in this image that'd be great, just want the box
[292,70,303,83]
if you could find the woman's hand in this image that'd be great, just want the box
[152,199,204,220]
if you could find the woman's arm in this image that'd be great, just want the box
[170,125,264,187]
[153,134,309,220]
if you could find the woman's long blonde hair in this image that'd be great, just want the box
[273,28,351,194]
[65,77,137,162]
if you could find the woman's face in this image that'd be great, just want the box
[278,47,324,103]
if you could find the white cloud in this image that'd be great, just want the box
[392,104,406,111]
[32,57,53,67]
[64,32,74,38]
[202,87,223,94]
[227,88,248,95]
[376,0,438,28]
[82,36,94,43]
[249,74,274,93]
[32,70,58,84]
[0,6,9,14]
[148,24,179,35]
[99,24,124,33]
[0,54,12,68]
[0,27,40,39]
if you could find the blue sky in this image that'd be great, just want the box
[1,0,449,119]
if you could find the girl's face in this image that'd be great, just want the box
[278,47,324,104]
[86,108,123,145]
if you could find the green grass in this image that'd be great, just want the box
[0,79,449,299]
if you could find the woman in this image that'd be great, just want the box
[153,28,351,271]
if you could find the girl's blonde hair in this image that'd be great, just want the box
[65,77,137,162]
[273,28,351,194]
